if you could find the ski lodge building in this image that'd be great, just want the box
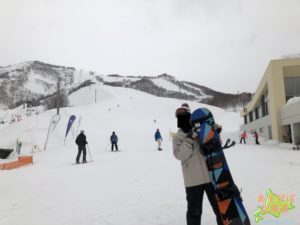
[240,57,300,144]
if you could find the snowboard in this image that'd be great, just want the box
[191,108,250,225]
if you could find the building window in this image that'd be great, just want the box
[261,95,265,116]
[249,111,253,122]
[265,103,269,115]
[261,93,269,116]
[244,115,247,124]
[255,107,259,119]
[284,77,300,102]
[265,93,269,115]
[260,127,264,133]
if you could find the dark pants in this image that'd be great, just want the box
[76,146,86,162]
[111,142,118,151]
[255,137,260,145]
[185,183,223,225]
[240,137,246,144]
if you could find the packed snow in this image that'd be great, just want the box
[152,77,193,95]
[0,103,8,110]
[286,96,300,105]
[152,77,209,100]
[23,72,56,94]
[103,75,142,83]
[73,70,98,86]
[0,85,299,225]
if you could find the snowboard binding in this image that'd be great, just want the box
[223,139,236,149]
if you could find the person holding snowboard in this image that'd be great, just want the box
[75,130,88,164]
[154,128,163,150]
[172,103,223,225]
[240,131,247,144]
[110,131,119,151]
[253,131,260,145]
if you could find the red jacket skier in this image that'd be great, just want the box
[240,131,247,144]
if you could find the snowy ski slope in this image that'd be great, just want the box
[0,84,299,225]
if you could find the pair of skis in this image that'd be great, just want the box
[73,161,92,165]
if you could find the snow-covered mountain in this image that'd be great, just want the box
[0,61,252,109]
[0,61,97,108]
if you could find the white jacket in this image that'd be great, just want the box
[173,129,211,187]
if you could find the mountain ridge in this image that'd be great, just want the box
[0,61,252,110]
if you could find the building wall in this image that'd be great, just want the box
[283,65,300,78]
[293,123,300,144]
[281,101,300,144]
[240,115,271,140]
[267,61,286,141]
[281,101,300,125]
[240,58,300,142]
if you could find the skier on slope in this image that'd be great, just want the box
[16,139,22,155]
[154,128,163,151]
[75,130,88,164]
[110,131,119,151]
[240,131,247,144]
[253,131,260,145]
[172,103,223,225]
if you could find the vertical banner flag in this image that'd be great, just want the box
[64,115,76,144]
[44,114,61,150]
[50,115,61,135]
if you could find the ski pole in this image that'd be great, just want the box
[87,144,93,161]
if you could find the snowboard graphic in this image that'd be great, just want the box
[191,108,251,225]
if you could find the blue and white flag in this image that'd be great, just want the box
[65,115,76,139]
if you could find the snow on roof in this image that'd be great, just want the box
[286,96,300,105]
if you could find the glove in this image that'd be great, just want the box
[186,127,199,139]
[213,124,222,133]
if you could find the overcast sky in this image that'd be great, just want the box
[1,0,300,93]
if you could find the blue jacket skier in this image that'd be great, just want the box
[172,103,223,225]
[110,131,119,151]
[154,129,163,151]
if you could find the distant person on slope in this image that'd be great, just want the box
[240,131,247,144]
[75,130,88,163]
[154,129,163,150]
[172,103,223,225]
[110,131,119,151]
[16,139,22,155]
[253,131,260,145]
